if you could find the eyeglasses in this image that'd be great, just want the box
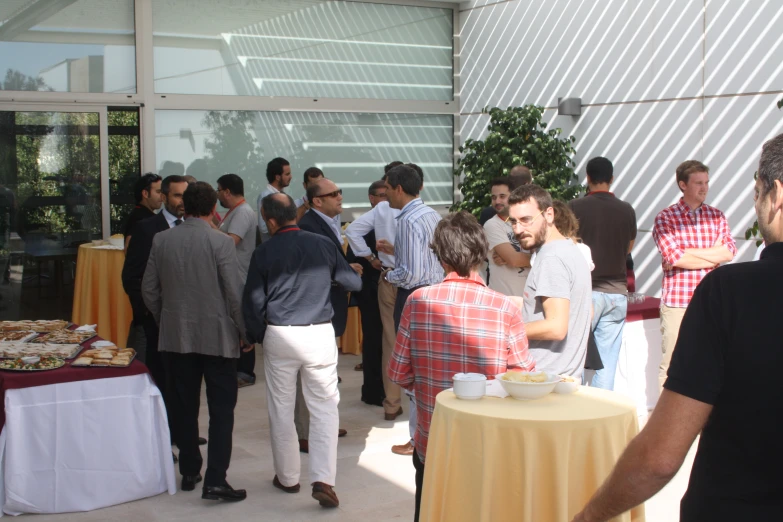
[316,189,343,199]
[507,209,545,228]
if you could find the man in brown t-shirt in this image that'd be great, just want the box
[569,157,637,390]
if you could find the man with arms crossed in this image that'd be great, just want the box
[572,134,783,522]
[508,184,591,378]
[484,176,531,296]
[243,193,361,508]
[569,157,637,390]
[652,160,735,389]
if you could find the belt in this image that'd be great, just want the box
[268,320,331,327]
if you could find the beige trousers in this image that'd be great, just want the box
[378,275,401,415]
[659,305,687,389]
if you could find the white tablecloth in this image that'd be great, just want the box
[0,374,176,516]
[615,318,663,414]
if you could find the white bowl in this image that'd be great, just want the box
[21,356,40,365]
[453,373,486,400]
[108,237,124,248]
[496,372,559,400]
[554,375,579,394]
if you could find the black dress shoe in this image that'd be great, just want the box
[198,437,207,445]
[202,483,247,502]
[181,474,202,491]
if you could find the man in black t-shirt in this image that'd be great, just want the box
[123,173,162,250]
[572,133,783,522]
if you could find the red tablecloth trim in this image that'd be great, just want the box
[626,297,661,323]
[0,332,149,430]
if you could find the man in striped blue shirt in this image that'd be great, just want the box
[380,163,444,456]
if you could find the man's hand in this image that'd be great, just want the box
[240,340,254,353]
[349,263,364,276]
[376,239,394,255]
[492,249,507,266]
[370,258,383,271]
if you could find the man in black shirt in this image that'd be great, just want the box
[243,193,361,509]
[123,173,162,250]
[572,133,783,522]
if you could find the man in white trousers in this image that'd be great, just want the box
[242,193,361,508]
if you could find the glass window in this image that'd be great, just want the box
[0,0,136,93]
[108,108,141,235]
[152,0,453,101]
[155,110,453,217]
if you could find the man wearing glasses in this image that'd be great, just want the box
[507,184,591,379]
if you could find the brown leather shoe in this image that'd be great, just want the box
[354,363,363,371]
[338,428,347,438]
[384,407,403,421]
[391,441,414,456]
[312,482,339,508]
[299,439,309,453]
[273,475,300,494]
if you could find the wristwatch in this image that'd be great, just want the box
[369,253,378,261]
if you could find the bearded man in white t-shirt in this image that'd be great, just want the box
[483,177,531,297]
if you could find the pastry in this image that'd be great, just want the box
[72,357,93,366]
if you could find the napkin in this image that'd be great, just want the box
[93,245,124,250]
[75,324,97,332]
[485,379,509,398]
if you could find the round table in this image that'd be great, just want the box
[420,387,645,522]
[71,244,132,348]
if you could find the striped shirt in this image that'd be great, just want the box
[388,272,536,461]
[385,198,444,290]
[653,198,736,308]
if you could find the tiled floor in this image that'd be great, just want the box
[21,352,692,521]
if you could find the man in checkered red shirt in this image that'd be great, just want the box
[388,211,535,522]
[652,160,736,390]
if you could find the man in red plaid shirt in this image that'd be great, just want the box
[652,160,736,390]
[388,211,536,522]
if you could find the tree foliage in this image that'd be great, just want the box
[452,105,580,215]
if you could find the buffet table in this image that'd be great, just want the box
[72,244,133,348]
[0,336,176,516]
[420,388,643,522]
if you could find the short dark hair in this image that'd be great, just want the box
[134,173,161,204]
[216,173,244,196]
[384,161,404,173]
[489,176,512,192]
[262,193,297,224]
[430,211,487,277]
[758,133,783,197]
[186,158,208,179]
[369,180,386,196]
[675,160,708,188]
[183,181,217,217]
[386,165,420,196]
[303,167,324,185]
[509,165,533,186]
[266,157,290,184]
[586,157,613,184]
[508,184,553,212]
[406,163,424,184]
[161,175,187,195]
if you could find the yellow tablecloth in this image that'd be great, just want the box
[338,306,362,356]
[72,244,132,348]
[420,387,644,522]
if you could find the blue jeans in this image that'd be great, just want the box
[590,292,628,390]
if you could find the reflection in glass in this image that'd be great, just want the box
[108,108,141,235]
[152,0,452,100]
[0,0,136,93]
[0,110,102,320]
[155,110,453,217]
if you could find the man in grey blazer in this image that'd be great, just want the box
[142,181,248,502]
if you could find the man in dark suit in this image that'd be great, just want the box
[345,180,387,406]
[295,178,360,450]
[122,175,206,452]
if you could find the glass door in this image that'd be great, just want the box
[0,106,108,321]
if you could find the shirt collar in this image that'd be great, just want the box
[161,207,180,227]
[676,197,703,215]
[760,242,783,260]
[266,184,281,194]
[398,197,423,218]
[443,271,487,287]
[312,208,336,225]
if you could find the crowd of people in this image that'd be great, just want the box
[116,130,783,521]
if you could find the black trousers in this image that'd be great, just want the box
[164,352,238,487]
[393,285,425,332]
[413,449,425,522]
[237,346,256,382]
[141,314,175,442]
[358,276,384,406]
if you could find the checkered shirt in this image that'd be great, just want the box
[652,198,736,308]
[387,272,536,461]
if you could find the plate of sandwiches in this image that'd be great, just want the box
[0,320,70,333]
[30,329,96,345]
[0,331,39,343]
[0,342,82,359]
[72,347,136,368]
